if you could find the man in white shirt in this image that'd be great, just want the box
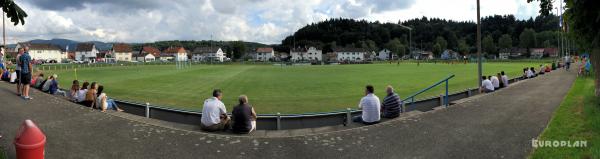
[201,89,230,131]
[501,71,509,87]
[480,76,494,93]
[352,85,381,125]
[526,68,534,78]
[490,75,500,90]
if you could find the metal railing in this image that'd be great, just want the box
[402,74,455,112]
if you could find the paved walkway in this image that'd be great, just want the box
[0,69,576,159]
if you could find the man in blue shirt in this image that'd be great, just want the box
[19,47,33,100]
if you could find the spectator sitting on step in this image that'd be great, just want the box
[41,75,54,92]
[201,89,231,132]
[496,73,504,89]
[48,74,67,97]
[9,69,17,83]
[490,75,500,90]
[96,85,124,112]
[501,71,509,87]
[33,73,44,89]
[353,85,381,125]
[231,95,257,134]
[545,65,551,73]
[69,80,80,102]
[538,65,545,75]
[522,68,529,79]
[528,67,536,78]
[480,76,494,93]
[83,82,98,108]
[75,82,89,103]
[1,69,9,81]
[381,85,401,119]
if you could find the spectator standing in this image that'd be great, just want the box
[381,85,401,118]
[201,89,230,132]
[353,85,381,125]
[19,47,33,100]
[231,95,257,134]
[14,48,22,96]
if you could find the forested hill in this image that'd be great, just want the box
[281,15,560,55]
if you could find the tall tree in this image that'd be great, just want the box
[385,38,405,57]
[435,36,447,55]
[231,41,247,59]
[458,39,470,55]
[519,28,537,48]
[432,43,442,56]
[498,34,513,49]
[482,35,496,54]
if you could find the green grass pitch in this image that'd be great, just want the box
[43,62,547,114]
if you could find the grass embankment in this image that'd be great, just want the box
[530,76,600,158]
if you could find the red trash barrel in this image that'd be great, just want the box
[13,120,46,159]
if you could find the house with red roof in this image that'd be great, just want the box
[112,43,133,62]
[161,46,188,61]
[135,46,160,62]
[254,47,274,61]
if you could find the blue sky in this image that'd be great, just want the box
[3,0,562,44]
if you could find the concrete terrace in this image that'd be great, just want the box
[0,68,577,159]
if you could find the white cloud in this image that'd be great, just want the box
[3,0,547,44]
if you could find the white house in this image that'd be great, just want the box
[134,46,160,62]
[191,47,226,62]
[162,46,188,61]
[16,43,64,63]
[530,48,545,59]
[378,49,392,60]
[290,46,322,61]
[254,47,274,61]
[334,47,367,62]
[112,43,133,62]
[75,43,98,62]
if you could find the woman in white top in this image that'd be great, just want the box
[96,85,123,112]
[76,82,89,103]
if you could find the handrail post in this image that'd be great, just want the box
[467,88,472,97]
[439,94,444,106]
[276,112,281,130]
[345,108,352,126]
[145,103,150,118]
[401,101,406,113]
[445,80,449,108]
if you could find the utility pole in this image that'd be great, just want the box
[476,0,483,87]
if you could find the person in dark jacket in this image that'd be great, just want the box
[231,95,257,134]
[381,85,401,118]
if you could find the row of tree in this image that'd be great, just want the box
[282,15,562,56]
